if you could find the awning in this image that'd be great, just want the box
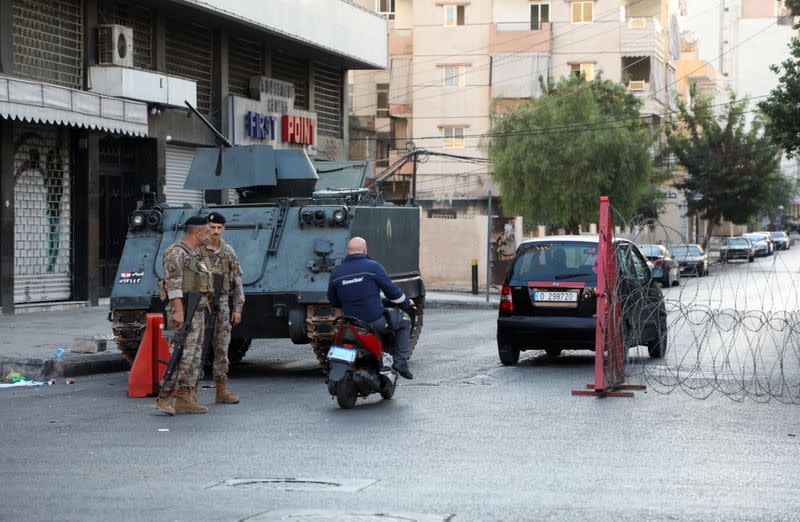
[0,75,148,137]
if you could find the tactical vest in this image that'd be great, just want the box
[201,244,232,294]
[175,243,214,295]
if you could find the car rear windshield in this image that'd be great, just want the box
[771,232,786,238]
[511,242,598,284]
[726,238,749,246]
[638,245,663,257]
[670,245,701,256]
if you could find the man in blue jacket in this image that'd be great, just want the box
[327,237,415,379]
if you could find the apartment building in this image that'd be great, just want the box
[681,0,799,219]
[0,0,386,311]
[351,0,681,217]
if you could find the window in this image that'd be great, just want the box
[570,63,594,80]
[443,127,465,148]
[443,66,465,87]
[377,0,395,19]
[571,1,594,23]
[444,5,465,26]
[376,83,389,118]
[530,3,550,30]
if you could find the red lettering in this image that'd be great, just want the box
[281,115,316,145]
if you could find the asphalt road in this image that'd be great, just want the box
[2,254,800,521]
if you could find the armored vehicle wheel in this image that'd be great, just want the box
[111,309,148,364]
[228,338,252,364]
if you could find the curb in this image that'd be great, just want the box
[0,352,129,381]
[425,298,498,310]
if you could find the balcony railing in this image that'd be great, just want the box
[490,22,551,53]
[621,17,665,57]
[389,28,413,55]
[496,21,548,32]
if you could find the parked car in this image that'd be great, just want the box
[743,232,773,256]
[496,236,668,365]
[637,244,680,287]
[719,236,755,262]
[770,231,790,251]
[669,244,708,276]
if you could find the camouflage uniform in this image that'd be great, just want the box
[162,242,211,391]
[200,239,245,382]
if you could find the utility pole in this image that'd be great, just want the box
[486,188,492,302]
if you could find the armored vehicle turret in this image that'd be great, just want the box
[110,118,425,368]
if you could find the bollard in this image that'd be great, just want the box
[471,258,479,294]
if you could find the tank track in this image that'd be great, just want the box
[111,309,148,364]
[305,297,425,372]
[306,304,339,373]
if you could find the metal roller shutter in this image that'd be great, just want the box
[229,36,263,97]
[165,145,204,207]
[12,0,83,89]
[313,62,343,138]
[165,19,212,115]
[13,124,72,303]
[272,52,308,110]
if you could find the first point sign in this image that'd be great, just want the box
[282,115,315,145]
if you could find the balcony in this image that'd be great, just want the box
[388,149,414,176]
[621,17,665,58]
[389,28,413,56]
[490,22,551,53]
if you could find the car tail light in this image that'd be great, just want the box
[500,283,513,314]
[653,260,663,268]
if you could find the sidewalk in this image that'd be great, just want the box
[0,290,498,382]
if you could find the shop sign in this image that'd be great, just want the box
[245,111,277,141]
[281,115,315,145]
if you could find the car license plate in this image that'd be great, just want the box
[327,346,356,363]
[533,291,577,302]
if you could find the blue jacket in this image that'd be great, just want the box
[327,253,409,322]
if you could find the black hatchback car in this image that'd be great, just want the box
[496,236,667,365]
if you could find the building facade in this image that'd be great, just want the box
[0,0,386,312]
[351,0,680,218]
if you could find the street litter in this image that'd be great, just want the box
[47,379,56,385]
[0,380,44,388]
[65,378,75,384]
[2,370,44,387]
[158,428,169,432]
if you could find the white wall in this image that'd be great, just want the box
[177,0,389,68]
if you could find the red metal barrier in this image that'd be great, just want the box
[127,313,171,398]
[572,196,645,398]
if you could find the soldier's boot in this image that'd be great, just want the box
[174,387,208,414]
[215,379,240,404]
[155,397,175,416]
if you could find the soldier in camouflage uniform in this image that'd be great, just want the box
[200,212,245,404]
[155,215,213,416]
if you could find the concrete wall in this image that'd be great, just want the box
[420,214,522,290]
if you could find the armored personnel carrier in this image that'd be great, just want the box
[110,140,425,367]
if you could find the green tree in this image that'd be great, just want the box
[485,75,655,233]
[668,86,781,246]
[759,0,800,156]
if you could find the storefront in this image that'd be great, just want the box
[0,76,148,310]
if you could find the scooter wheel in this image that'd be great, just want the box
[336,378,357,409]
[380,374,397,400]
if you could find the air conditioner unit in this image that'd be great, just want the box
[628,17,647,29]
[628,80,646,91]
[97,24,134,68]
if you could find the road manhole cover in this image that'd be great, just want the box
[242,509,453,521]
[209,478,377,493]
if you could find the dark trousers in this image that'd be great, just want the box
[366,308,412,362]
